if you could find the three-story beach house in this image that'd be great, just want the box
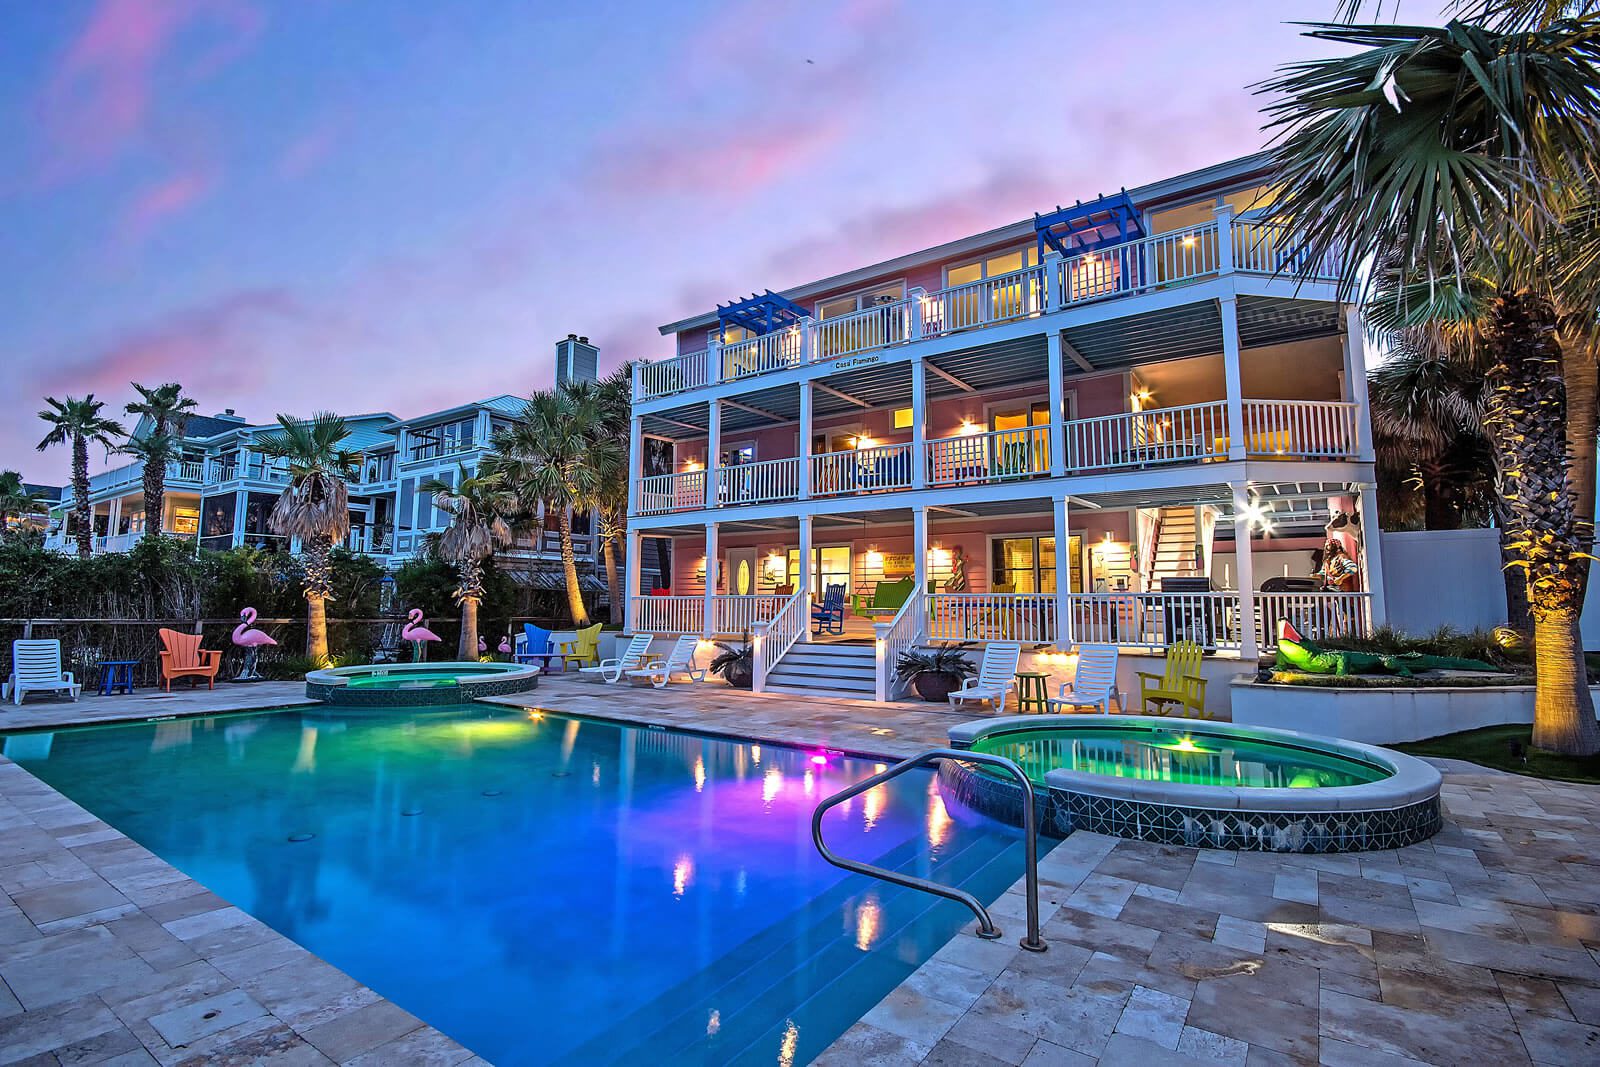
[623,154,1383,701]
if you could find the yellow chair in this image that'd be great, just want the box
[1137,640,1209,718]
[559,623,604,670]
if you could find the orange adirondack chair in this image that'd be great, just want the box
[159,629,222,691]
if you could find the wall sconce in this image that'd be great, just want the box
[957,419,981,436]
[684,458,703,472]
[865,547,883,569]
[854,434,877,450]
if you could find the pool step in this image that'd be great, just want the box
[580,825,1028,1065]
[764,642,878,700]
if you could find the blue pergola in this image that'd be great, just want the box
[717,290,808,337]
[1034,190,1143,260]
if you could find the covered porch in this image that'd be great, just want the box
[625,480,1384,663]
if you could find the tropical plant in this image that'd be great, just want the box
[708,635,754,688]
[0,470,50,532]
[115,431,179,539]
[892,643,978,684]
[486,386,624,627]
[1258,14,1600,753]
[124,383,197,539]
[419,464,515,658]
[36,395,125,559]
[252,413,358,666]
[592,364,634,623]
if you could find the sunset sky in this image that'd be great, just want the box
[0,0,1431,477]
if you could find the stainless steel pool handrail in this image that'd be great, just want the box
[811,748,1047,952]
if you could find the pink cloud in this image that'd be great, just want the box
[118,163,216,245]
[277,112,345,180]
[594,114,850,200]
[36,0,262,181]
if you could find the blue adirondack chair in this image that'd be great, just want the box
[515,623,553,665]
[812,583,846,635]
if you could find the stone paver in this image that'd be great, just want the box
[4,670,1600,1064]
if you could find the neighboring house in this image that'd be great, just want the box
[623,152,1383,699]
[43,337,610,596]
[7,483,60,533]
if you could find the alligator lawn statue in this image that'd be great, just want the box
[1274,620,1498,677]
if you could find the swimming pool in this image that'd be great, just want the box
[2,706,1033,1065]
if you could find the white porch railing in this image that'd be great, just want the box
[712,594,789,636]
[716,458,800,506]
[924,264,1046,336]
[1063,401,1229,472]
[926,426,1050,487]
[722,328,804,381]
[1232,220,1341,280]
[874,588,926,701]
[1064,592,1241,651]
[1253,592,1370,647]
[753,589,810,692]
[632,595,705,635]
[810,443,914,496]
[1241,400,1359,459]
[1055,223,1221,308]
[927,593,1057,644]
[638,350,710,399]
[815,300,911,359]
[638,471,706,515]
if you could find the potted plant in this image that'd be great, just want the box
[710,635,754,689]
[895,643,976,702]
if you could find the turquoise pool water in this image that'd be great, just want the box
[969,727,1388,789]
[2,706,1031,1065]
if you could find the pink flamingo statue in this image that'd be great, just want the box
[497,635,512,658]
[232,607,277,682]
[400,609,441,662]
[478,636,488,657]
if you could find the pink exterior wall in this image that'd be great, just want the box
[667,511,1132,597]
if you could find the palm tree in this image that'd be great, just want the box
[420,465,514,658]
[1258,15,1600,753]
[591,364,634,623]
[253,413,358,666]
[487,387,623,627]
[0,470,49,532]
[115,432,179,538]
[36,395,125,559]
[124,383,197,540]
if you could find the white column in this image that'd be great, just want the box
[913,506,929,595]
[797,316,815,366]
[624,528,642,632]
[907,287,927,340]
[1054,496,1073,646]
[1342,305,1376,461]
[706,399,722,510]
[702,522,719,638]
[1047,332,1067,477]
[1357,484,1387,629]
[797,515,814,643]
[1214,202,1236,275]
[106,498,121,539]
[1220,295,1246,461]
[231,489,247,548]
[1231,484,1259,662]
[628,415,643,515]
[1044,251,1063,309]
[911,357,928,490]
[798,382,813,498]
[707,338,723,385]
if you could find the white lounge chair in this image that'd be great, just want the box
[625,634,706,689]
[1049,644,1119,715]
[948,642,1022,714]
[579,632,655,684]
[6,640,81,705]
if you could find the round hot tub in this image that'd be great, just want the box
[305,661,540,706]
[941,715,1441,853]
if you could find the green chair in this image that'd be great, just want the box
[851,576,916,620]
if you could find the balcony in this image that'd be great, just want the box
[632,399,1360,516]
[634,217,1341,402]
[87,458,205,495]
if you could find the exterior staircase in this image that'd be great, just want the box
[762,641,877,700]
[1146,506,1202,589]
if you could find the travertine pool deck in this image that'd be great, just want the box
[3,674,1598,1064]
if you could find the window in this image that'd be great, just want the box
[991,535,1082,593]
[893,407,913,429]
[990,401,1052,475]
[946,246,1040,288]
[408,418,477,461]
[942,247,1042,330]
[720,444,755,466]
[710,325,752,346]
[170,506,199,536]
[787,546,852,595]
[815,282,905,320]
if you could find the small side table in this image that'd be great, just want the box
[97,660,138,696]
[1014,671,1050,715]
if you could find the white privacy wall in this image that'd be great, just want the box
[1380,529,1507,635]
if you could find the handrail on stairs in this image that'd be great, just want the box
[812,748,1047,952]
